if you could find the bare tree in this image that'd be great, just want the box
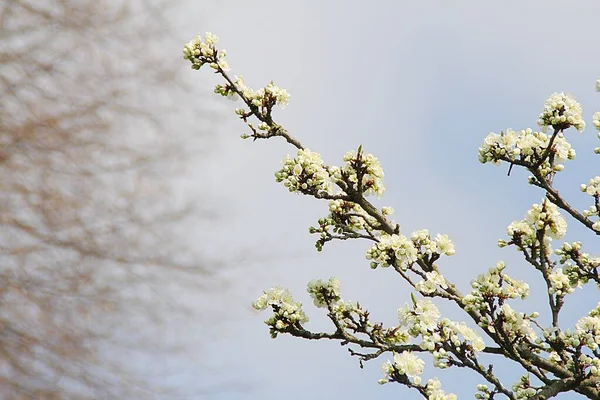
[0,1,212,398]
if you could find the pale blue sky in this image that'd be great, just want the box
[171,1,600,398]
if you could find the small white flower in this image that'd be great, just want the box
[435,234,455,256]
[416,270,448,294]
[393,352,424,377]
[398,298,441,333]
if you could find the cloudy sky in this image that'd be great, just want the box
[170,1,600,398]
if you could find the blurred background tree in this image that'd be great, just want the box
[0,0,216,398]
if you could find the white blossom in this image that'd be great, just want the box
[254,81,290,108]
[231,76,289,109]
[478,129,521,164]
[330,149,385,197]
[183,32,229,71]
[463,261,529,313]
[275,149,332,195]
[577,315,600,332]
[500,304,537,342]
[435,234,456,256]
[575,305,600,349]
[507,200,567,246]
[524,200,567,240]
[411,230,455,257]
[451,321,485,352]
[253,286,308,338]
[393,352,425,377]
[581,176,600,196]
[416,270,448,295]
[548,268,575,295]
[382,206,394,216]
[366,233,418,270]
[478,128,575,169]
[307,277,341,308]
[425,378,458,400]
[327,200,376,231]
[537,92,585,132]
[398,298,441,333]
[379,352,426,385]
[264,81,290,108]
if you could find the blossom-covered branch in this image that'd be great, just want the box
[184,33,600,399]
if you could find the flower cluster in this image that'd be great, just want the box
[501,199,567,251]
[575,314,600,348]
[183,32,229,71]
[415,270,449,295]
[496,303,537,342]
[397,298,486,367]
[330,148,385,197]
[539,311,600,380]
[184,33,289,119]
[547,268,575,296]
[231,76,290,109]
[537,92,585,133]
[478,129,522,165]
[411,229,456,257]
[252,286,308,338]
[307,277,341,308]
[384,299,482,391]
[462,261,530,314]
[441,320,486,353]
[330,299,363,322]
[538,311,600,381]
[581,176,600,197]
[398,298,441,334]
[379,351,425,385]
[275,149,332,195]
[555,241,600,287]
[366,230,455,271]
[328,200,377,230]
[424,378,458,400]
[366,233,418,270]
[524,199,568,240]
[555,241,584,262]
[259,81,290,108]
[419,317,486,369]
[576,353,600,379]
[478,128,575,171]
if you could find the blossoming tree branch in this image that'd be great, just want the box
[183,33,600,399]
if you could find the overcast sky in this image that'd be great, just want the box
[170,1,600,398]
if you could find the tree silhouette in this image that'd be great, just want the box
[1,1,213,398]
